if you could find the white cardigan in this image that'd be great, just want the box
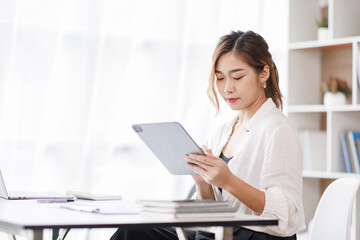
[207,98,305,236]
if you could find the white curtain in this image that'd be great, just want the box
[0,0,288,201]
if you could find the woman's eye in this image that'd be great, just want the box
[216,77,224,81]
[234,77,242,80]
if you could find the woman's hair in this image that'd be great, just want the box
[207,30,283,112]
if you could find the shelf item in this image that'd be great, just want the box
[346,131,360,172]
[340,131,360,174]
[358,44,360,87]
[299,130,326,171]
[340,132,353,173]
[323,92,347,106]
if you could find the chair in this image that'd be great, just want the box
[309,178,360,240]
[186,184,196,199]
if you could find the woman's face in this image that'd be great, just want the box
[215,52,267,111]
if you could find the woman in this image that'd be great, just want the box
[110,30,305,240]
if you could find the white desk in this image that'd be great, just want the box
[0,198,278,240]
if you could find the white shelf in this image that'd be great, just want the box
[303,170,360,179]
[287,104,360,113]
[287,105,326,113]
[288,0,360,232]
[289,36,360,50]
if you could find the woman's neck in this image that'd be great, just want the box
[237,96,267,124]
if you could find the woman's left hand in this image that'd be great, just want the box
[185,148,233,188]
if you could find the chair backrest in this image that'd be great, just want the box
[186,184,196,199]
[309,178,360,240]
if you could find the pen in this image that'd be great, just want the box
[38,199,74,203]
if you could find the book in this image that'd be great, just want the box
[347,131,360,173]
[142,205,238,214]
[137,199,238,218]
[357,138,360,160]
[136,199,231,208]
[357,46,360,87]
[352,131,360,160]
[340,132,353,173]
[140,210,237,219]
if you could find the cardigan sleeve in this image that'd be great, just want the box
[257,125,305,236]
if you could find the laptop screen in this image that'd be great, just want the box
[0,171,10,199]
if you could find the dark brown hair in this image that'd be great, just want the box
[207,30,283,112]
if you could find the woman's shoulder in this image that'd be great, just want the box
[248,98,291,131]
[261,107,296,133]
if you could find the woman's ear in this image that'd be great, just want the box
[260,65,270,84]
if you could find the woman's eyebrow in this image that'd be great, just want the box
[229,68,244,73]
[215,68,244,74]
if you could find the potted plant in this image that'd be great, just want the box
[313,14,328,41]
[321,76,351,105]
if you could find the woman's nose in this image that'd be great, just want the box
[224,80,234,93]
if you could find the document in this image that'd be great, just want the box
[59,201,142,215]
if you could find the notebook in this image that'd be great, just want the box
[66,190,122,201]
[136,199,232,208]
[0,170,73,200]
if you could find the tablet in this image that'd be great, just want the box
[132,122,204,175]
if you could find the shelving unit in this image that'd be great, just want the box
[287,0,360,233]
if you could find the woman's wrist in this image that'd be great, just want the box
[220,172,237,191]
[195,183,215,200]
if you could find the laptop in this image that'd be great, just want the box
[0,170,73,200]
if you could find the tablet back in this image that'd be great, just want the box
[132,122,203,175]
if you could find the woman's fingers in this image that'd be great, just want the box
[185,154,213,168]
[201,145,213,156]
[185,158,208,171]
[187,162,207,175]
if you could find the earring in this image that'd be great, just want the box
[262,81,267,89]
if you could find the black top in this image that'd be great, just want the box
[218,152,233,193]
[219,152,233,164]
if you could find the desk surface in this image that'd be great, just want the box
[0,198,278,231]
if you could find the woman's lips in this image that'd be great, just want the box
[227,98,238,103]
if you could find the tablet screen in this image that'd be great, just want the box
[132,122,203,175]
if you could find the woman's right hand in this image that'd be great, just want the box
[186,146,215,199]
[189,145,211,184]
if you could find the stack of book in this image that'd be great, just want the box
[340,131,360,173]
[298,130,326,171]
[136,199,238,218]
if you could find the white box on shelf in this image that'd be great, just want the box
[299,130,327,171]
